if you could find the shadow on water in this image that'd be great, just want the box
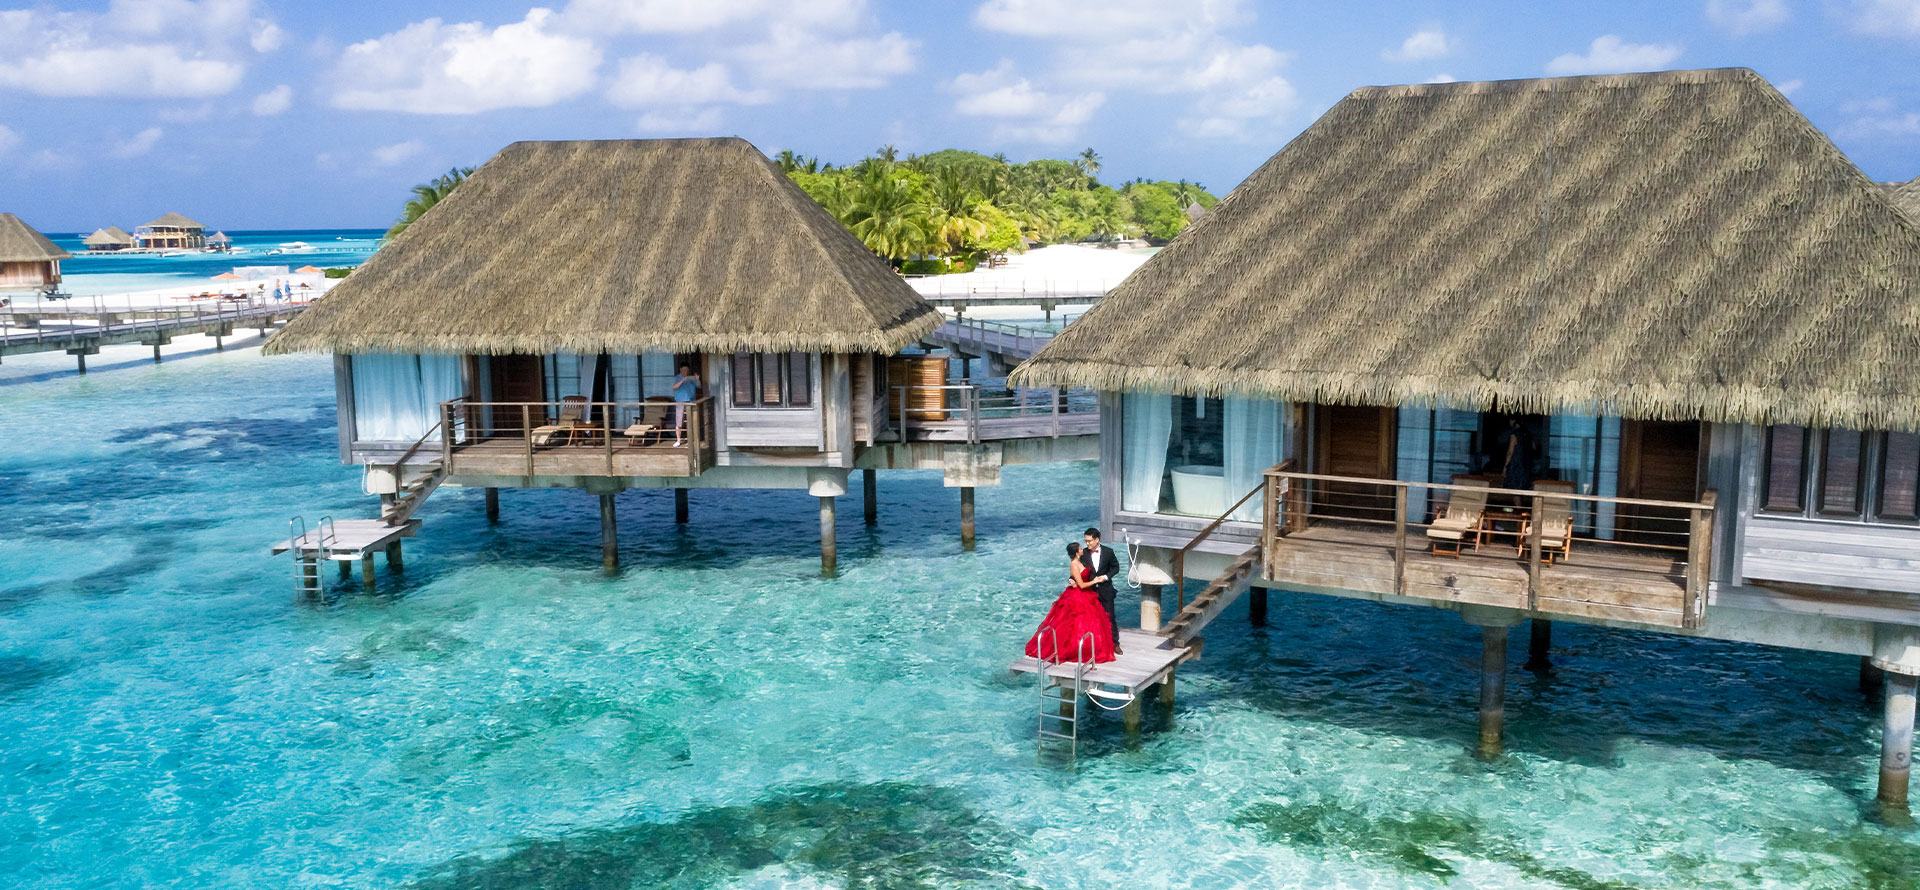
[407,781,1035,890]
[0,336,273,388]
[1183,591,1883,795]
[0,655,70,700]
[0,532,182,612]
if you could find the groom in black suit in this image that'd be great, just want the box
[1079,527,1122,655]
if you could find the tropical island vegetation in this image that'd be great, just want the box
[777,146,1217,272]
[385,147,1216,274]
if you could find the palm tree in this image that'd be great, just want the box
[927,170,989,254]
[848,171,930,261]
[386,167,474,240]
[774,149,800,173]
[1077,147,1101,176]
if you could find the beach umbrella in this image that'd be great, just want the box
[212,272,242,280]
[296,265,323,274]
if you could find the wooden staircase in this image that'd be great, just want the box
[382,460,446,527]
[1159,546,1261,646]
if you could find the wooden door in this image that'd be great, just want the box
[1313,405,1396,519]
[488,354,545,434]
[1619,420,1700,542]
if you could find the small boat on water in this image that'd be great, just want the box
[267,241,313,255]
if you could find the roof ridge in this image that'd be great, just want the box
[1348,67,1760,101]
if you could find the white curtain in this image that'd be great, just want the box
[352,354,463,443]
[1224,397,1288,521]
[1122,392,1173,513]
[1396,406,1435,523]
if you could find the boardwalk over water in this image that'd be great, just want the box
[1,301,308,367]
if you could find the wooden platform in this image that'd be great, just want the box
[1267,521,1690,627]
[446,437,705,478]
[271,519,416,557]
[1008,629,1191,693]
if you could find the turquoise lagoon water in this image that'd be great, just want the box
[39,229,383,297]
[1,348,1918,889]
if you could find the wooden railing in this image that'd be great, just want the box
[891,378,1098,443]
[1168,462,1291,611]
[1259,468,1718,629]
[440,396,714,478]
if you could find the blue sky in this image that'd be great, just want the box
[2,0,1917,232]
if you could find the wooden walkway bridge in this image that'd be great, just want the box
[0,302,307,370]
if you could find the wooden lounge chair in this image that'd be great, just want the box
[530,395,588,446]
[622,400,671,445]
[1521,480,1579,563]
[1425,477,1490,557]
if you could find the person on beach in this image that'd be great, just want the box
[671,363,699,445]
[1024,542,1115,664]
[1079,527,1122,655]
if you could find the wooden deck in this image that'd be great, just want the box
[271,519,416,557]
[446,437,706,478]
[1008,629,1192,693]
[1266,521,1691,627]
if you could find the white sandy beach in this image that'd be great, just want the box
[907,244,1154,322]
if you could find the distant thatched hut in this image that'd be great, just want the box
[82,226,134,252]
[208,231,232,252]
[135,212,207,249]
[266,137,943,572]
[0,213,73,293]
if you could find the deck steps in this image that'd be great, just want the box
[1159,546,1261,646]
[381,460,446,527]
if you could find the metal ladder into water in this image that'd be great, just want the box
[1035,630,1097,759]
[289,515,338,598]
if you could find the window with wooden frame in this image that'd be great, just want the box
[730,352,814,408]
[1760,424,1920,524]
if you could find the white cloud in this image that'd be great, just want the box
[332,9,603,114]
[252,84,293,116]
[1776,78,1805,96]
[1545,36,1683,76]
[607,55,770,108]
[113,127,164,159]
[950,61,1105,143]
[1427,73,1458,84]
[157,103,215,123]
[371,140,426,166]
[1842,97,1920,138]
[1851,0,1920,36]
[1706,0,1789,34]
[0,0,279,99]
[973,0,1237,39]
[734,27,916,89]
[0,124,19,157]
[561,0,865,34]
[636,107,726,133]
[1385,27,1452,63]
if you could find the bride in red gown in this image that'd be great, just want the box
[1025,542,1116,664]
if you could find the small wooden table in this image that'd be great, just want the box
[1478,506,1531,551]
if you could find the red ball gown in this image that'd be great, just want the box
[1024,563,1116,664]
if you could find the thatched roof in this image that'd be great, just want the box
[83,226,133,247]
[266,137,940,356]
[1015,68,1920,432]
[1885,176,1920,219]
[0,214,73,262]
[141,212,205,230]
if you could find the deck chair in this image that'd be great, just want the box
[623,400,671,446]
[530,395,588,446]
[1522,480,1578,563]
[1425,477,1490,557]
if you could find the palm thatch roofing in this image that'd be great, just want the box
[0,214,73,262]
[83,226,133,247]
[266,137,940,356]
[1885,176,1920,219]
[1014,68,1920,432]
[142,212,205,230]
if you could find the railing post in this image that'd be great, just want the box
[604,402,615,476]
[522,404,533,478]
[1687,492,1715,628]
[1394,485,1408,596]
[1172,551,1186,611]
[1527,493,1544,611]
[441,403,452,464]
[1263,473,1279,569]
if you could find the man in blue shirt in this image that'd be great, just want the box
[671,363,699,446]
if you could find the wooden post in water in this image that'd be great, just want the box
[1478,624,1510,760]
[599,493,619,573]
[386,540,403,572]
[1248,586,1268,627]
[863,469,877,525]
[1525,619,1552,672]
[1140,583,1162,632]
[1159,668,1177,715]
[1123,695,1141,736]
[960,486,976,551]
[1864,656,1887,699]
[338,559,350,580]
[674,488,689,524]
[152,343,162,363]
[1881,671,1918,815]
[360,554,376,590]
[484,487,499,522]
[820,496,837,578]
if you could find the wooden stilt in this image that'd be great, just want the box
[1880,671,1917,815]
[1864,656,1887,700]
[75,353,86,374]
[820,495,837,578]
[863,469,877,525]
[360,555,376,590]
[600,493,619,573]
[484,487,499,522]
[675,488,689,524]
[153,343,162,363]
[1159,668,1176,709]
[338,559,350,580]
[960,486,975,551]
[1123,695,1141,735]
[1140,583,1163,631]
[1478,624,1509,760]
[387,540,403,572]
[214,334,224,351]
[1249,586,1269,627]
[1525,619,1552,672]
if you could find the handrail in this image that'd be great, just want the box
[1168,472,1275,612]
[389,419,444,481]
[1261,468,1716,512]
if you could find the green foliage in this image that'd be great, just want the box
[776,145,1218,270]
[385,167,474,241]
[322,267,352,279]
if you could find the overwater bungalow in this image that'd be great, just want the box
[0,213,73,295]
[266,138,1091,579]
[135,212,207,250]
[82,226,134,252]
[208,231,233,252]
[1015,68,1920,808]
